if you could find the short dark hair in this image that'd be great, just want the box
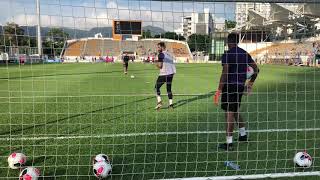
[227,33,239,44]
[157,42,166,48]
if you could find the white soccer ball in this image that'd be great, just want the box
[93,154,110,164]
[93,161,112,179]
[7,152,27,169]
[294,152,312,168]
[19,167,40,180]
[130,75,135,79]
[247,66,254,79]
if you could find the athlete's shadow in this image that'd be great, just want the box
[172,91,214,109]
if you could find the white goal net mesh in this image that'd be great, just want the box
[0,0,319,179]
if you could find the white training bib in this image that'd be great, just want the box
[159,51,176,76]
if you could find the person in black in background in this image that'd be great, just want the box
[123,53,130,74]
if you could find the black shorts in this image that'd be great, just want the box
[123,62,128,68]
[221,84,244,112]
[156,74,174,84]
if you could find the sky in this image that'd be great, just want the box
[0,0,235,31]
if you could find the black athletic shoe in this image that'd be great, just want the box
[238,135,248,142]
[218,143,233,151]
[168,104,174,110]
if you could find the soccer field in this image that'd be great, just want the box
[0,63,319,179]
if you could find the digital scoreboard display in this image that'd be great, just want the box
[113,21,142,35]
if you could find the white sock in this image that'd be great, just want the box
[169,99,173,105]
[239,127,246,136]
[157,96,162,103]
[227,136,233,144]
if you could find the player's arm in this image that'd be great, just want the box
[218,64,228,91]
[218,53,228,91]
[214,58,228,105]
[156,53,164,69]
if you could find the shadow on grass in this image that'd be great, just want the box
[173,91,215,109]
[0,96,153,136]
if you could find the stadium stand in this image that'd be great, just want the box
[62,38,192,63]
[63,40,86,57]
[246,39,318,65]
[171,42,190,57]
[83,39,100,57]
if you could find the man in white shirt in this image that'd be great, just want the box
[155,42,176,110]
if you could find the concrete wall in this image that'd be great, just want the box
[238,42,273,53]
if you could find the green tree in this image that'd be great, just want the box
[3,22,26,46]
[187,34,212,53]
[153,32,185,41]
[225,20,236,29]
[162,32,185,40]
[43,28,69,57]
[0,22,31,54]
[142,30,152,39]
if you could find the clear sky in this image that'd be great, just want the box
[0,0,235,31]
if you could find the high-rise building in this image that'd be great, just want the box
[182,9,214,38]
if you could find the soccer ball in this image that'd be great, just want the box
[293,152,312,168]
[19,167,40,180]
[7,152,27,169]
[93,161,112,179]
[247,66,254,79]
[130,75,135,79]
[93,154,110,164]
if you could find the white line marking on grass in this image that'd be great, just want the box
[1,128,320,141]
[4,93,214,98]
[156,171,320,180]
[2,90,317,99]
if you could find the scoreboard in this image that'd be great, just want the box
[113,20,142,35]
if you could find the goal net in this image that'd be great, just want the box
[0,0,319,179]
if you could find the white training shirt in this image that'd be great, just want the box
[158,51,176,76]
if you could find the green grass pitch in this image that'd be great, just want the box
[0,63,319,179]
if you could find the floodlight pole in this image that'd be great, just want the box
[36,0,42,57]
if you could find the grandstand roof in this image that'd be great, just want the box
[248,9,267,27]
[249,3,313,28]
[303,3,320,17]
[269,3,296,24]
[236,3,319,33]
